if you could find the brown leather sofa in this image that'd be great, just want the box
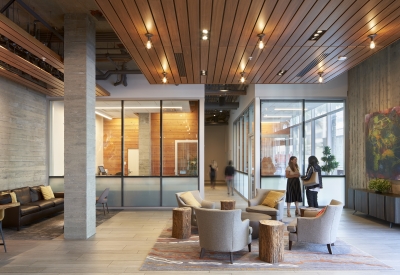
[1,185,64,230]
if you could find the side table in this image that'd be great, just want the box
[172,207,191,239]
[259,220,285,263]
[220,200,236,210]
[0,202,20,252]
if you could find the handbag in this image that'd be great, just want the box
[302,167,319,187]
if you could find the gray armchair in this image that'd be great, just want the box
[246,189,286,221]
[195,208,252,264]
[175,190,215,226]
[287,199,344,254]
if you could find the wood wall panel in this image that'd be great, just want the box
[348,38,400,194]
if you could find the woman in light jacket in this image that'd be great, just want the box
[301,156,323,208]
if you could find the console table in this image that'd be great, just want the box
[348,188,400,228]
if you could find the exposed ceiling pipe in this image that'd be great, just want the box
[0,0,15,14]
[96,70,142,80]
[96,54,132,59]
[205,102,239,110]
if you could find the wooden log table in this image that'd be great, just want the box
[220,200,236,210]
[300,207,319,217]
[259,220,285,263]
[172,207,191,239]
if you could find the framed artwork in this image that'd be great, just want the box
[365,106,400,180]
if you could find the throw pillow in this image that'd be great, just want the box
[316,207,327,217]
[261,191,285,208]
[40,186,55,200]
[180,192,201,208]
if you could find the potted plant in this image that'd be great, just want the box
[368,178,392,193]
[321,146,339,175]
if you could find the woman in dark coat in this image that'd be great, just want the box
[301,155,323,208]
[285,156,302,217]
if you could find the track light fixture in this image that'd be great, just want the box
[318,72,323,83]
[368,34,377,49]
[202,29,209,40]
[145,33,153,49]
[240,72,245,83]
[257,33,265,49]
[162,72,167,83]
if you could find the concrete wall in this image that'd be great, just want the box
[204,125,228,183]
[0,76,47,190]
[348,39,400,194]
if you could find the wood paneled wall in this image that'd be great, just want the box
[348,39,400,194]
[0,76,47,190]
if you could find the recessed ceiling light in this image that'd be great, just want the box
[308,30,326,41]
[202,29,209,40]
[338,56,347,61]
[200,70,207,76]
[277,69,287,76]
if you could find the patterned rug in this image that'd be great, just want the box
[140,226,393,271]
[3,210,120,240]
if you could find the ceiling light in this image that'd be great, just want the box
[257,33,265,49]
[308,30,326,41]
[338,56,347,61]
[145,33,153,49]
[240,72,245,83]
[368,34,377,49]
[318,71,323,83]
[202,29,209,40]
[277,69,287,76]
[200,70,207,76]
[42,57,46,61]
[220,110,222,112]
[262,121,281,124]
[95,111,112,120]
[95,106,182,110]
[162,72,167,83]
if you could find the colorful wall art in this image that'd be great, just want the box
[365,106,400,180]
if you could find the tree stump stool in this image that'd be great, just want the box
[172,207,191,239]
[300,207,319,217]
[259,220,285,263]
[220,200,236,210]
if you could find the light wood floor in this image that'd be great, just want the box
[0,186,399,274]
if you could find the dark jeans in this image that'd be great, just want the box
[306,189,318,208]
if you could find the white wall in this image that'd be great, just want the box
[205,125,228,182]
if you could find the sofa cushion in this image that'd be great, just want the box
[261,191,285,208]
[20,205,40,216]
[0,193,12,204]
[180,192,201,208]
[27,200,55,210]
[40,186,55,200]
[48,198,64,206]
[30,186,44,202]
[12,187,31,205]
[246,205,279,217]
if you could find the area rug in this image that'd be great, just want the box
[3,210,120,240]
[140,226,393,271]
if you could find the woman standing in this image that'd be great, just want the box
[285,156,302,217]
[301,156,323,208]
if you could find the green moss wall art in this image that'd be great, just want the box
[365,106,400,180]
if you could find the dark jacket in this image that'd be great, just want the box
[303,164,323,189]
[224,165,235,176]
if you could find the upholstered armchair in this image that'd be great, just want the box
[195,208,252,264]
[287,199,344,254]
[246,189,286,221]
[175,190,215,226]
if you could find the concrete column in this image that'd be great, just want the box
[138,113,151,175]
[63,14,96,239]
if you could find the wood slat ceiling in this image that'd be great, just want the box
[0,13,110,97]
[95,0,400,84]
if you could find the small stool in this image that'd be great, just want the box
[220,200,236,210]
[300,207,319,217]
[172,207,191,239]
[259,220,285,263]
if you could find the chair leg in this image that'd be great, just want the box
[106,202,109,213]
[327,243,332,254]
[289,241,292,250]
[248,243,251,252]
[102,203,106,216]
[0,221,6,253]
[230,252,234,264]
[200,248,205,258]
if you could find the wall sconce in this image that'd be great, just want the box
[145,33,153,49]
[368,34,377,49]
[162,72,167,83]
[257,33,265,49]
[318,72,323,83]
[240,72,245,83]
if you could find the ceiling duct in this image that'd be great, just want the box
[296,53,330,77]
[219,97,225,106]
[174,53,187,77]
[205,102,239,110]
